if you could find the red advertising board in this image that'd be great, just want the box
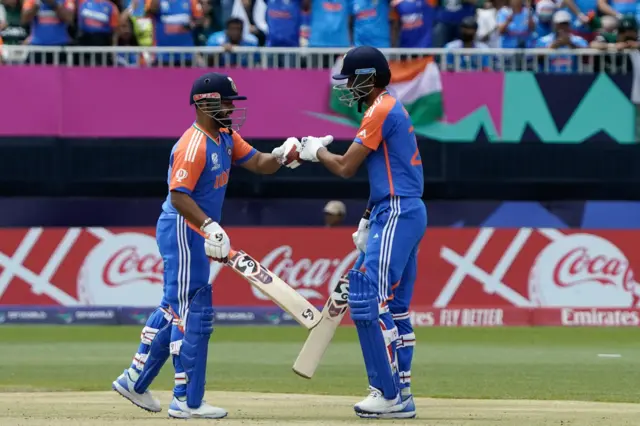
[0,227,639,326]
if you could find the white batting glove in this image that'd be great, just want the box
[271,137,302,169]
[299,135,334,162]
[352,218,369,253]
[203,221,230,262]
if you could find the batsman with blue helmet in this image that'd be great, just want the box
[299,46,427,419]
[111,72,317,419]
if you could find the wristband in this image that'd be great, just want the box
[200,218,213,232]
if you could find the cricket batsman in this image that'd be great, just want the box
[111,72,314,419]
[298,46,426,419]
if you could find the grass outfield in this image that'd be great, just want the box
[1,326,639,403]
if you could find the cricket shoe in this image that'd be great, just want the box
[167,397,228,419]
[354,387,411,419]
[112,370,161,413]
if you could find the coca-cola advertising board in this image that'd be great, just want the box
[1,227,639,327]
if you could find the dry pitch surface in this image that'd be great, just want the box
[1,392,640,426]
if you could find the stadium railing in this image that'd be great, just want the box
[1,45,634,73]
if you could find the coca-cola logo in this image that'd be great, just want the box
[78,232,165,307]
[553,247,634,291]
[103,246,163,287]
[529,233,640,308]
[258,246,360,301]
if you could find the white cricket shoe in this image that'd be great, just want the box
[354,386,412,419]
[112,370,161,413]
[167,397,228,419]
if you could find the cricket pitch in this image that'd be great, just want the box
[2,391,639,425]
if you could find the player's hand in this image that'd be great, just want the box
[271,137,302,169]
[352,218,369,253]
[299,135,333,162]
[203,221,230,262]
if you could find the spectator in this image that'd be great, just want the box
[76,0,119,65]
[323,200,346,227]
[0,2,5,27]
[531,0,556,42]
[590,14,623,48]
[598,0,636,25]
[145,0,203,66]
[299,5,309,46]
[194,0,216,45]
[1,0,30,63]
[433,0,477,47]
[535,10,588,73]
[563,0,597,41]
[240,0,267,45]
[0,35,3,64]
[591,15,637,71]
[496,0,534,48]
[308,0,350,47]
[445,16,491,70]
[390,0,437,47]
[122,0,152,45]
[266,0,302,46]
[206,17,258,66]
[476,0,500,47]
[21,0,75,64]
[352,0,391,47]
[115,13,145,65]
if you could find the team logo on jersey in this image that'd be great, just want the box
[227,77,238,94]
[175,168,188,182]
[211,153,220,171]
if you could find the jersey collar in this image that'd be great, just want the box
[192,123,220,145]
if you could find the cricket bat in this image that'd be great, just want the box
[292,252,365,378]
[226,249,321,330]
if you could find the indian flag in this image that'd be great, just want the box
[330,56,443,126]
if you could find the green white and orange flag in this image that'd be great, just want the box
[329,56,444,126]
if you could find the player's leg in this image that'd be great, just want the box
[388,243,420,416]
[111,217,178,412]
[165,216,227,419]
[111,300,171,412]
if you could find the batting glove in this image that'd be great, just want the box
[271,137,302,169]
[203,221,230,262]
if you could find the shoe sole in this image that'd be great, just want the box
[112,381,162,413]
[354,404,416,419]
[168,409,228,419]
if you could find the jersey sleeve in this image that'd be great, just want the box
[23,0,35,11]
[110,5,120,29]
[354,98,395,151]
[231,132,258,165]
[169,129,207,195]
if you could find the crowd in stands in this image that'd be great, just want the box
[0,0,638,67]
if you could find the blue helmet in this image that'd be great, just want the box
[190,72,247,131]
[333,46,391,108]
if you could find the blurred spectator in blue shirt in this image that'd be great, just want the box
[444,16,491,70]
[390,0,437,47]
[266,0,301,46]
[21,0,75,64]
[433,0,477,47]
[535,10,588,72]
[309,0,351,47]
[145,0,203,65]
[531,0,556,43]
[207,17,259,66]
[77,0,119,47]
[599,0,637,24]
[299,5,310,45]
[496,0,534,47]
[352,0,391,47]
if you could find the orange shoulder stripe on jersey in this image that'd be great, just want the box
[169,127,207,192]
[359,95,396,151]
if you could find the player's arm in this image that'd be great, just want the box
[231,132,281,174]
[168,137,210,230]
[21,0,39,24]
[316,143,370,179]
